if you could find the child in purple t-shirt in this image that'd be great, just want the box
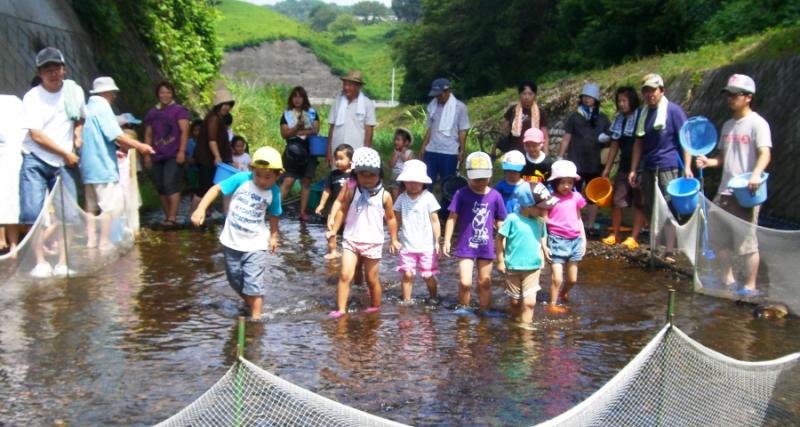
[546,160,587,312]
[443,152,507,313]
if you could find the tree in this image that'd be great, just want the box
[352,1,389,24]
[309,4,338,31]
[392,0,421,23]
[328,13,359,38]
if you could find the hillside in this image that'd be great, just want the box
[215,0,401,99]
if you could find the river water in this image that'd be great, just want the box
[1,220,798,426]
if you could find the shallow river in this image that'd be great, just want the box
[1,219,798,426]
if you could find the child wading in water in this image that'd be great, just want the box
[444,152,507,314]
[231,135,251,171]
[388,127,415,200]
[316,143,353,259]
[327,147,399,318]
[546,160,586,312]
[191,147,283,320]
[495,149,533,214]
[496,188,551,329]
[394,159,441,303]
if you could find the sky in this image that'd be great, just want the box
[241,0,392,6]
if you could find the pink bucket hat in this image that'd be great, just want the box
[548,160,581,181]
[396,159,432,184]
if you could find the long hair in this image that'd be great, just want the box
[615,86,640,113]
[287,86,311,111]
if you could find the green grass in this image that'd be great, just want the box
[216,0,402,99]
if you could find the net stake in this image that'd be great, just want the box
[235,316,245,427]
[666,288,676,326]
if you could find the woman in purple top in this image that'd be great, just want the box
[144,81,190,227]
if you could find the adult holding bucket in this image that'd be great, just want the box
[695,74,772,296]
[143,81,190,227]
[326,71,376,164]
[629,73,692,262]
[193,88,235,214]
[558,82,610,236]
[279,86,320,222]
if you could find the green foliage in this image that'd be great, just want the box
[328,14,360,37]
[271,0,349,22]
[690,0,800,47]
[352,1,390,24]
[392,0,422,23]
[310,3,339,31]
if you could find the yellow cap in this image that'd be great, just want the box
[250,147,284,172]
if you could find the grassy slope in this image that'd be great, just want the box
[216,0,401,99]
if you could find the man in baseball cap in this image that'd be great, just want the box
[420,77,471,191]
[695,73,771,296]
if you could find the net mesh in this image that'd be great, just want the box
[536,325,799,427]
[156,358,408,427]
[649,181,800,314]
[0,149,141,281]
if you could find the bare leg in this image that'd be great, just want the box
[422,275,438,299]
[742,252,760,290]
[6,225,19,258]
[609,207,622,240]
[663,222,676,256]
[476,259,493,310]
[631,206,646,241]
[401,270,414,301]
[363,258,382,308]
[354,257,365,286]
[550,262,563,305]
[299,177,311,216]
[509,298,522,322]
[245,295,263,320]
[280,176,296,202]
[336,249,358,312]
[325,234,340,259]
[0,226,6,250]
[586,204,599,232]
[98,212,114,249]
[86,211,98,248]
[457,258,474,306]
[167,192,180,222]
[715,249,736,285]
[521,293,536,323]
[561,262,579,301]
[159,194,169,220]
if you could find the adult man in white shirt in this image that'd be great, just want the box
[326,71,377,166]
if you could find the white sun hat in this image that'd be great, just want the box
[89,76,120,94]
[397,159,432,184]
[548,159,581,181]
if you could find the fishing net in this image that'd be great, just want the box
[0,149,141,281]
[649,179,800,314]
[536,325,799,427]
[156,357,408,427]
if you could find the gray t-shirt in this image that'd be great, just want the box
[425,100,470,155]
[328,94,377,152]
[394,190,440,253]
[717,111,772,195]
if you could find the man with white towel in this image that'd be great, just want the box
[419,77,471,189]
[326,71,376,166]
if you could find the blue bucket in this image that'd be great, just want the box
[667,177,700,215]
[213,162,239,184]
[728,172,768,208]
[309,136,328,157]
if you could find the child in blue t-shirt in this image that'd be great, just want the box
[495,150,533,215]
[496,185,551,329]
[191,147,283,320]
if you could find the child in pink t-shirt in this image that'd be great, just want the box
[546,160,586,311]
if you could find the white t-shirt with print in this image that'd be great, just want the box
[218,172,282,252]
[22,84,86,167]
[394,190,440,253]
[717,111,772,196]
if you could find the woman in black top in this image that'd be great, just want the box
[279,86,320,222]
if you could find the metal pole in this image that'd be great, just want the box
[235,316,245,426]
[391,67,396,106]
[58,177,70,278]
[666,288,675,326]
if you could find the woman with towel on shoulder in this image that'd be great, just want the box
[492,80,549,158]
[279,86,320,222]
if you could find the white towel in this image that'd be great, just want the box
[636,95,669,137]
[333,92,366,126]
[427,94,458,137]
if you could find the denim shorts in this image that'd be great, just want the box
[223,246,268,296]
[152,157,182,196]
[19,153,79,224]
[548,234,584,264]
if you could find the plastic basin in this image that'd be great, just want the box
[213,162,240,184]
[309,136,328,157]
[728,172,768,208]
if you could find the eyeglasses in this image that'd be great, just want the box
[725,92,748,98]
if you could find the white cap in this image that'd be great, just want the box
[396,159,432,184]
[465,151,493,180]
[501,150,525,171]
[641,73,665,89]
[548,159,581,181]
[722,74,756,94]
[90,76,120,94]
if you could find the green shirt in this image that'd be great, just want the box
[498,213,547,270]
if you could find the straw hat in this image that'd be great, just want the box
[397,159,432,184]
[341,71,364,85]
[214,88,235,108]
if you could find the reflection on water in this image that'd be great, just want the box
[0,221,798,426]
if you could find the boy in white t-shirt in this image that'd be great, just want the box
[695,74,772,296]
[393,159,441,303]
[191,147,283,320]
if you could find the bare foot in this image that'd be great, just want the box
[546,304,568,314]
[558,291,570,304]
[324,250,341,260]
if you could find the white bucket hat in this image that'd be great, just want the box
[548,159,581,181]
[396,159,431,184]
[501,150,525,171]
[90,76,120,94]
[465,151,493,179]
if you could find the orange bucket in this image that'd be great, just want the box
[585,177,613,208]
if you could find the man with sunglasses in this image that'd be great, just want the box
[695,74,772,296]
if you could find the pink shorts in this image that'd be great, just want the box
[396,250,439,278]
[343,239,383,259]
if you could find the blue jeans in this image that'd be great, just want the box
[19,153,79,224]
[423,151,458,187]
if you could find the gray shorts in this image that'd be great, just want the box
[152,158,182,195]
[641,168,681,219]
[710,194,760,255]
[223,246,268,296]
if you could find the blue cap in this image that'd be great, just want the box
[428,78,451,97]
[117,112,142,125]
